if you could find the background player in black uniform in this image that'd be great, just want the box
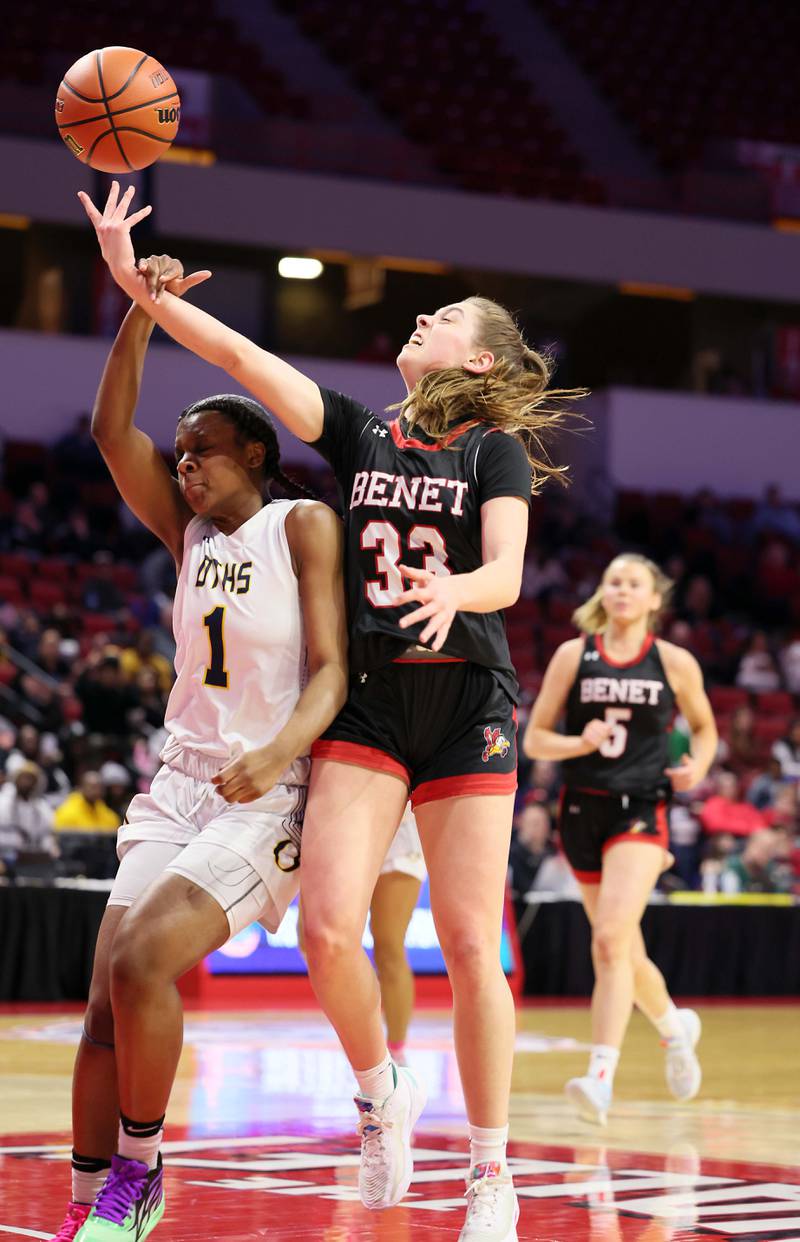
[523,554,717,1126]
[79,181,585,1242]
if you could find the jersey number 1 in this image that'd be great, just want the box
[203,606,229,689]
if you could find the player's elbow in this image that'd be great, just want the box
[521,729,541,760]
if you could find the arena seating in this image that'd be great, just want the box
[535,0,800,169]
[279,0,604,203]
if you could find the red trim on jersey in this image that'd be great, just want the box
[389,418,481,452]
[411,770,517,808]
[595,632,654,668]
[311,740,410,783]
[602,800,669,855]
[392,655,465,664]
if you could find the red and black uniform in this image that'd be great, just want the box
[310,388,531,807]
[559,633,675,881]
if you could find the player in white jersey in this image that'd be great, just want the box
[373,804,426,1065]
[53,259,347,1242]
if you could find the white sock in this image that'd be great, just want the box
[117,1120,163,1171]
[468,1123,508,1174]
[588,1044,619,1088]
[652,1002,685,1042]
[355,1053,395,1101]
[71,1165,109,1206]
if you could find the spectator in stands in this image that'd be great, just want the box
[119,629,173,695]
[11,671,66,736]
[80,551,125,615]
[720,828,792,895]
[747,756,787,811]
[698,831,737,894]
[75,653,136,739]
[772,718,800,781]
[36,628,71,681]
[679,574,715,624]
[53,506,97,561]
[735,631,781,693]
[53,770,120,832]
[699,769,769,838]
[10,483,54,552]
[718,704,759,775]
[99,761,133,821]
[508,796,554,897]
[688,488,735,545]
[750,484,800,545]
[0,761,57,866]
[767,783,799,835]
[53,412,106,481]
[128,666,168,735]
[5,722,44,771]
[9,610,42,661]
[779,633,800,694]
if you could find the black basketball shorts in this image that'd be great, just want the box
[312,658,518,808]
[558,788,669,883]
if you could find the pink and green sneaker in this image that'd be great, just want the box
[74,1154,164,1242]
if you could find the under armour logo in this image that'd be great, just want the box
[372,425,388,437]
[359,672,368,683]
[584,650,600,661]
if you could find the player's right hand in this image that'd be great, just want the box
[580,718,615,752]
[137,255,212,303]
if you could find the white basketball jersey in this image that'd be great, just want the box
[164,500,311,784]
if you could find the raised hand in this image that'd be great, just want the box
[137,254,212,302]
[77,181,152,284]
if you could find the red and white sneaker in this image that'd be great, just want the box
[52,1201,92,1241]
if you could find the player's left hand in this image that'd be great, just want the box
[212,746,287,804]
[665,753,701,792]
[394,565,462,652]
[77,181,152,284]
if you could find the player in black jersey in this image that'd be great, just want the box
[79,181,586,1242]
[523,554,718,1126]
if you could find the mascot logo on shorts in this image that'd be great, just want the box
[482,726,510,763]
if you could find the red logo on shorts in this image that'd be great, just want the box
[482,726,510,763]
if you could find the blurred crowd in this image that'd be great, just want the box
[1,425,800,898]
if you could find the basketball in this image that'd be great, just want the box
[55,46,180,172]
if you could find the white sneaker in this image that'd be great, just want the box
[663,1008,702,1101]
[565,1074,612,1125]
[354,1063,426,1209]
[459,1163,519,1242]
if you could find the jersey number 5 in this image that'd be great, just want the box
[203,606,229,689]
[599,707,631,759]
[360,521,450,608]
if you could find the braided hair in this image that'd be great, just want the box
[178,394,316,499]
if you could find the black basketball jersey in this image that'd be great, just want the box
[561,633,675,800]
[312,387,532,702]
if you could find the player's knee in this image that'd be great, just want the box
[371,934,408,978]
[591,922,633,969]
[302,912,362,972]
[109,919,163,995]
[84,993,115,1047]
[437,925,497,981]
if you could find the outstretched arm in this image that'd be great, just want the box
[78,183,325,443]
[91,256,209,562]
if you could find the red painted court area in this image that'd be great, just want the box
[3,1132,800,1241]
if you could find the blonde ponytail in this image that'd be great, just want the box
[572,554,674,634]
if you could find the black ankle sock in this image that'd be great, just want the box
[71,1151,111,1173]
[120,1113,165,1139]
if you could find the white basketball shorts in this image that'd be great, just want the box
[109,745,305,935]
[379,803,427,883]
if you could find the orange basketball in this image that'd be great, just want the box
[55,47,180,172]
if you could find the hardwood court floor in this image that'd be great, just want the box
[1,1002,798,1240]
